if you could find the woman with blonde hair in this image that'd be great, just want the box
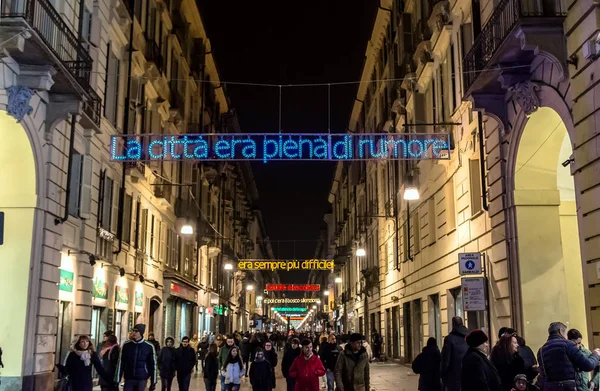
[62,334,112,391]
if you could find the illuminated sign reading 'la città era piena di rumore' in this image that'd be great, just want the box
[110,133,451,163]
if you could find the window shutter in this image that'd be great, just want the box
[131,199,138,246]
[102,177,113,231]
[140,209,148,252]
[149,214,155,259]
[111,181,120,235]
[79,155,93,219]
[68,153,83,217]
[122,194,132,243]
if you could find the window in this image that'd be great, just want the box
[104,43,120,127]
[134,0,143,24]
[149,214,155,259]
[140,209,148,253]
[99,174,113,231]
[67,151,83,217]
[122,194,133,243]
[132,199,140,247]
[445,181,456,231]
[412,209,420,254]
[449,44,457,112]
[469,159,483,216]
[78,5,93,49]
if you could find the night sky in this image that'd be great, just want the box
[199,1,377,282]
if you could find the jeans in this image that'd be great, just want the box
[221,375,226,390]
[161,376,174,391]
[224,383,240,391]
[177,373,192,391]
[204,378,217,391]
[124,379,147,391]
[326,371,335,391]
[286,377,296,391]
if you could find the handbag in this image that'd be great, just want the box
[54,377,71,391]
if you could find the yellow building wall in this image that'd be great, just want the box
[0,111,37,377]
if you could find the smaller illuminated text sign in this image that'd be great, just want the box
[266,284,320,291]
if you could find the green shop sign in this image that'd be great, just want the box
[135,291,143,307]
[213,304,229,316]
[272,307,307,313]
[115,286,129,304]
[93,278,108,299]
[59,269,74,292]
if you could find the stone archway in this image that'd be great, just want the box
[510,106,586,351]
[0,110,39,383]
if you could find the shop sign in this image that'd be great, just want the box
[93,278,108,300]
[170,282,197,302]
[237,259,334,271]
[263,298,318,304]
[272,307,308,313]
[213,304,229,316]
[59,269,74,292]
[266,284,320,291]
[206,307,214,316]
[462,277,486,311]
[98,227,115,242]
[135,291,143,307]
[115,285,129,304]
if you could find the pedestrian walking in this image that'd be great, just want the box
[250,348,273,391]
[461,329,502,391]
[222,346,245,391]
[158,337,176,391]
[491,332,531,391]
[319,334,340,391]
[198,336,209,373]
[441,316,469,391]
[203,343,219,391]
[62,335,113,391]
[241,333,252,377]
[175,336,197,391]
[334,333,370,391]
[219,336,238,390]
[282,338,302,391]
[371,329,382,361]
[537,322,600,391]
[264,340,278,390]
[190,334,200,371]
[289,339,326,391]
[115,323,158,391]
[148,333,161,357]
[568,329,600,391]
[99,334,120,391]
[412,337,442,391]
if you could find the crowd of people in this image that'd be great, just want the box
[411,317,600,391]
[56,325,374,391]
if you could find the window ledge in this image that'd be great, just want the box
[470,210,484,221]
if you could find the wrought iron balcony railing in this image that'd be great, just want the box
[2,0,101,125]
[463,0,566,93]
[145,40,164,74]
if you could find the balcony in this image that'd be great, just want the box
[1,0,101,126]
[145,40,163,76]
[463,0,566,96]
[125,160,145,181]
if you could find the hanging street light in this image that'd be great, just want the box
[323,290,330,296]
[224,263,233,270]
[180,223,194,235]
[335,277,342,283]
[403,174,420,200]
[246,284,254,291]
[355,247,366,257]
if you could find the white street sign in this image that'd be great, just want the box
[458,252,482,275]
[462,277,486,311]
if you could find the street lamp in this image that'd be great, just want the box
[316,300,321,304]
[335,277,342,283]
[257,295,263,301]
[224,263,233,270]
[312,305,317,309]
[246,285,254,291]
[355,244,366,257]
[403,175,420,200]
[323,290,330,296]
[180,223,193,235]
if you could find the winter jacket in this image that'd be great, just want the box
[198,340,209,360]
[461,347,502,391]
[115,338,158,384]
[518,336,538,379]
[490,349,529,391]
[64,350,110,391]
[412,345,442,391]
[441,325,469,391]
[319,342,341,372]
[289,353,326,391]
[537,334,599,384]
[148,339,161,356]
[224,362,244,385]
[334,345,370,391]
[282,346,301,378]
[203,352,219,380]
[158,346,176,378]
[240,338,252,360]
[99,345,120,388]
[249,359,273,391]
[264,348,278,387]
[218,343,236,370]
[574,347,600,391]
[175,345,197,375]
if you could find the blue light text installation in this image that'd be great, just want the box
[110,133,451,163]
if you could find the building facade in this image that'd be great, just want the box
[328,0,594,362]
[0,0,272,388]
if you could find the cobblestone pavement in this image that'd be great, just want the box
[97,359,419,391]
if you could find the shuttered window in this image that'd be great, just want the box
[122,194,133,243]
[68,152,82,217]
[79,156,93,219]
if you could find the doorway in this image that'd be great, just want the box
[512,107,587,351]
[428,294,442,349]
[149,299,160,335]
[411,299,422,360]
[392,306,400,358]
[403,302,412,362]
[56,301,73,364]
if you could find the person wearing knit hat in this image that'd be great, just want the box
[512,374,528,391]
[115,323,158,391]
[461,329,502,391]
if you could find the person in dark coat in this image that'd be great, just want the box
[263,340,278,390]
[63,335,113,391]
[240,334,252,377]
[158,337,176,391]
[198,336,209,373]
[115,323,158,391]
[516,336,537,380]
[281,338,301,391]
[148,333,161,357]
[203,343,219,391]
[175,336,197,391]
[372,329,383,361]
[461,329,502,391]
[99,335,120,391]
[250,348,273,391]
[441,316,469,391]
[319,334,340,391]
[412,337,442,391]
[536,322,600,390]
[490,333,531,391]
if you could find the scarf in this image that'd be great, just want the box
[100,343,117,358]
[74,349,92,366]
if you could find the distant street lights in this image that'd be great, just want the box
[335,277,342,283]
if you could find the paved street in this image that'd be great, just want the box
[97,360,419,391]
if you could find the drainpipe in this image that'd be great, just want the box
[55,114,78,225]
[114,16,136,255]
[478,114,489,211]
